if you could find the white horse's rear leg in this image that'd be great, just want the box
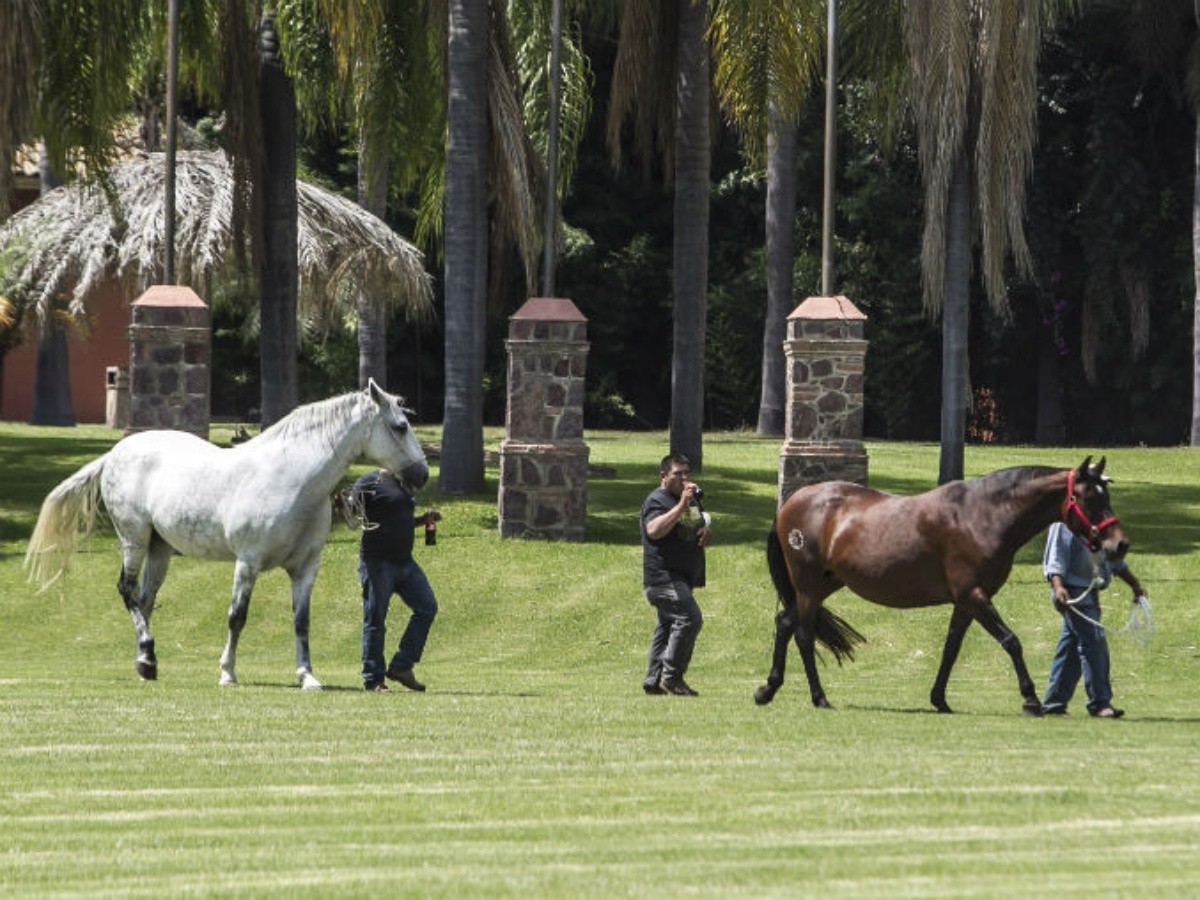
[288,561,323,691]
[117,537,168,681]
[219,560,258,686]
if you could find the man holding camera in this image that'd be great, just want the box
[640,453,712,696]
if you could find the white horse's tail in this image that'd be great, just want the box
[24,454,108,591]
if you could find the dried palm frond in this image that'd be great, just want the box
[0,150,432,329]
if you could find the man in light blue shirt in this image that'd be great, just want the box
[1042,522,1145,718]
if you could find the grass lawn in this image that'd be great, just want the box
[2,423,1199,897]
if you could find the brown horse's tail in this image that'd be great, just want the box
[766,522,865,664]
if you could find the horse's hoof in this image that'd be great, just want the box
[1023,699,1044,717]
[298,672,323,691]
[136,661,157,681]
[753,685,776,706]
[813,696,833,709]
[218,673,237,687]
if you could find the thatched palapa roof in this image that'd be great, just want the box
[0,150,432,324]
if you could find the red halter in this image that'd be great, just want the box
[1063,469,1119,553]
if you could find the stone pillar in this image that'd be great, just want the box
[779,295,869,504]
[127,285,211,438]
[499,298,589,540]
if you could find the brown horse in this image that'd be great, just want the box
[754,457,1128,715]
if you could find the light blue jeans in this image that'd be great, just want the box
[1042,590,1112,714]
[360,558,438,687]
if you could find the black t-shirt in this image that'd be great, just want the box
[641,487,706,589]
[352,470,416,562]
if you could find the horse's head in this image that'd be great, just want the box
[1063,456,1128,559]
[364,379,429,490]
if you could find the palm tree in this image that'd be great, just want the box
[2,0,152,425]
[1118,0,1200,445]
[289,0,445,391]
[709,0,823,436]
[671,0,710,470]
[441,0,490,494]
[901,0,1055,483]
[29,143,73,426]
[257,11,298,427]
[609,0,712,469]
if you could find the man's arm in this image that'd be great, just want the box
[1115,566,1145,598]
[645,484,698,540]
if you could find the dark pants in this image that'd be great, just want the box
[643,576,703,688]
[360,557,438,687]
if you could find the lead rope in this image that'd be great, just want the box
[1064,552,1153,645]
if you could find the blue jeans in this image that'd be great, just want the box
[1043,590,1112,714]
[643,577,703,688]
[360,557,438,686]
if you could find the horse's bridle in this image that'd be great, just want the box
[1063,469,1119,553]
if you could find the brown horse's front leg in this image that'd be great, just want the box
[930,604,973,713]
[754,606,795,705]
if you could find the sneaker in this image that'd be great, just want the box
[643,682,666,695]
[1043,705,1068,716]
[1090,706,1124,718]
[660,676,699,697]
[365,682,390,693]
[386,667,426,692]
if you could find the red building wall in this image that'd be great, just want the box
[1,283,131,424]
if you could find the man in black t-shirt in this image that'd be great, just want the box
[351,469,441,692]
[640,454,712,696]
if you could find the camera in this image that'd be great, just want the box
[691,485,704,502]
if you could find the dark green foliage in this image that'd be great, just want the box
[200,3,1199,445]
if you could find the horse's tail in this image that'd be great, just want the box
[811,607,866,665]
[24,454,109,591]
[766,522,792,607]
[766,518,865,665]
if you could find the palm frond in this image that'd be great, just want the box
[904,0,973,315]
[487,2,546,293]
[0,151,432,331]
[709,0,823,166]
[974,0,1039,315]
[607,0,679,178]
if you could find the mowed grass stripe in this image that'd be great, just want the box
[3,427,1200,896]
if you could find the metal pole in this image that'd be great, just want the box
[164,0,180,284]
[540,0,563,298]
[820,0,838,296]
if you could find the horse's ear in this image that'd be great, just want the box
[1076,456,1092,479]
[366,377,386,407]
[1094,456,1107,478]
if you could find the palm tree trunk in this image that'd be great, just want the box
[357,124,390,389]
[440,0,489,494]
[670,0,710,471]
[1035,321,1065,445]
[938,149,970,484]
[1192,114,1200,445]
[757,107,796,437]
[258,12,299,428]
[29,141,74,427]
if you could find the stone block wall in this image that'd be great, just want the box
[127,285,211,438]
[499,298,590,540]
[779,296,869,502]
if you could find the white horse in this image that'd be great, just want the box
[24,379,428,690]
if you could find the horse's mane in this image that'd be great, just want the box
[255,391,369,454]
[973,465,1062,501]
